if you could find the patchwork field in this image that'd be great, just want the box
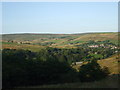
[1,32,118,51]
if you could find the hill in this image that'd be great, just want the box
[2,32,119,89]
[1,32,118,50]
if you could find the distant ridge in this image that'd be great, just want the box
[1,32,118,35]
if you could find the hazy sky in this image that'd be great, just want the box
[2,2,118,34]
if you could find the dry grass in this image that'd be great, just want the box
[98,54,119,74]
[2,44,45,52]
[73,33,118,41]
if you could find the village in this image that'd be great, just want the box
[88,44,117,49]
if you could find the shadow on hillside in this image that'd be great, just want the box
[102,74,119,88]
[13,74,119,89]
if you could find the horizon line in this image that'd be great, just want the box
[1,31,118,35]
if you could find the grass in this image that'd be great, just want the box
[98,54,119,74]
[72,33,118,42]
[2,43,45,52]
[89,54,103,58]
[63,40,86,45]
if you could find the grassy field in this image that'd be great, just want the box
[98,54,119,75]
[1,42,45,52]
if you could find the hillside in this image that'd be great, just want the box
[1,32,118,50]
[98,54,119,74]
[72,54,119,74]
[13,54,119,89]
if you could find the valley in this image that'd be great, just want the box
[1,32,119,89]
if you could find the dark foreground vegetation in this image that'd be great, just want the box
[2,48,111,89]
[22,74,119,88]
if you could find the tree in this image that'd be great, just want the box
[78,60,109,82]
[2,48,79,88]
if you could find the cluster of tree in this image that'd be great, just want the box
[37,46,117,63]
[2,48,110,89]
[2,49,77,88]
[79,60,109,82]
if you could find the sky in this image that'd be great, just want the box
[2,2,118,34]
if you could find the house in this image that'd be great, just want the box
[88,45,99,48]
[72,61,83,65]
[76,62,83,64]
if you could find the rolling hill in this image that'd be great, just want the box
[1,32,118,50]
[2,32,119,89]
